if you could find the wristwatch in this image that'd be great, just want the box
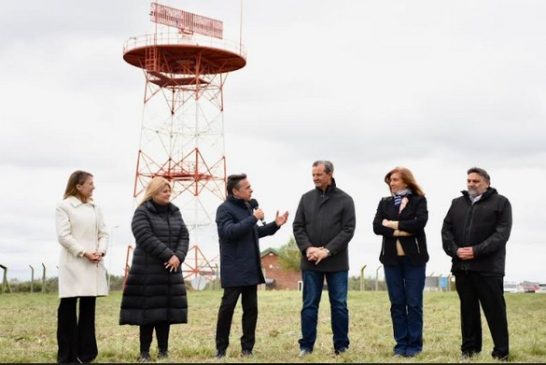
[322,248,331,257]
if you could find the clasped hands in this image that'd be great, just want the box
[164,255,181,272]
[306,246,330,265]
[382,219,412,237]
[456,247,474,261]
[83,251,104,263]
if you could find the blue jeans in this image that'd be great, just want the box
[384,257,426,356]
[299,270,349,352]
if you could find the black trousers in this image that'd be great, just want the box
[215,285,258,352]
[139,323,170,353]
[455,272,509,359]
[57,297,97,363]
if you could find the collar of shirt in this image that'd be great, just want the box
[471,194,483,204]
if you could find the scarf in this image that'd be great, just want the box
[393,189,411,207]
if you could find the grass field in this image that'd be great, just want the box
[1,290,545,363]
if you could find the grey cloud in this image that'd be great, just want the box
[2,0,546,284]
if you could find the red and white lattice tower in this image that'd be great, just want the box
[123,3,245,281]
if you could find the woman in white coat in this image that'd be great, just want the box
[55,170,109,363]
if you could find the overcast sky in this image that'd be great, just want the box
[1,0,545,284]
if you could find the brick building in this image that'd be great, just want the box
[260,248,301,290]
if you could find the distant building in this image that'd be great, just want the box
[260,248,301,290]
[424,275,452,292]
[520,281,540,293]
[424,276,440,291]
[504,281,523,293]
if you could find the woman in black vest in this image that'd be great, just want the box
[120,177,189,361]
[373,167,429,358]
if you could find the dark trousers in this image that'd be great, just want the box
[299,270,349,352]
[57,297,97,363]
[384,257,426,356]
[455,272,509,359]
[215,285,258,352]
[139,323,170,353]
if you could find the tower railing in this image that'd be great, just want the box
[123,32,247,59]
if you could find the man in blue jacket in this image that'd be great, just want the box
[214,173,289,359]
[442,167,512,361]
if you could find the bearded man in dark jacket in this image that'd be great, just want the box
[442,167,512,361]
[214,173,288,359]
[293,160,356,356]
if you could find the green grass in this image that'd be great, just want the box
[1,290,545,363]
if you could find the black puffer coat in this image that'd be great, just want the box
[442,188,512,275]
[373,195,429,266]
[120,200,189,325]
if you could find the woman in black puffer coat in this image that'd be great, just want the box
[120,177,189,361]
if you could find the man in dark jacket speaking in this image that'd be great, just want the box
[293,160,356,356]
[442,167,512,361]
[214,173,288,359]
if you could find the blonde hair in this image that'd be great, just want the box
[140,176,172,205]
[384,167,425,197]
[64,170,93,203]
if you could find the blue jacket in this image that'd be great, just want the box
[216,196,280,288]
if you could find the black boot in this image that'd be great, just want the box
[138,352,151,363]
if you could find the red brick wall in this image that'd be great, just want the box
[261,252,301,290]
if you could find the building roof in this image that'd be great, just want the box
[260,247,279,258]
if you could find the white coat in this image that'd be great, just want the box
[55,196,109,298]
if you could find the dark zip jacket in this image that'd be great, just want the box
[373,195,429,266]
[216,195,280,288]
[293,179,356,272]
[442,187,512,275]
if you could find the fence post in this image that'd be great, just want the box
[108,225,120,291]
[42,263,47,293]
[375,265,382,291]
[360,265,367,291]
[29,265,35,293]
[123,245,134,290]
[0,264,11,294]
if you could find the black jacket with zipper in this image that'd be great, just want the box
[442,187,512,275]
[373,195,429,266]
[216,195,280,288]
[293,179,356,272]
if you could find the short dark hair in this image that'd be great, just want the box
[467,167,491,183]
[312,160,334,174]
[226,173,247,196]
